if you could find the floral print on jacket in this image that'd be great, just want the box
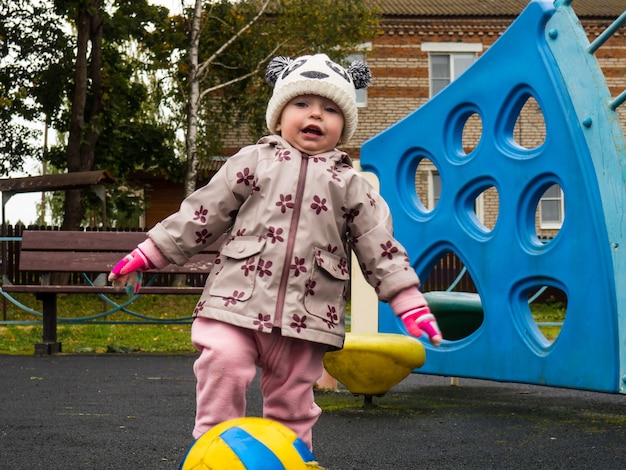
[148,135,420,349]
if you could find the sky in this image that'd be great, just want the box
[153,0,183,14]
[4,155,45,226]
[2,0,184,227]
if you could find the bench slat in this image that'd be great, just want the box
[16,251,216,274]
[19,230,223,254]
[20,231,148,251]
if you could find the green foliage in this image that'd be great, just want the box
[0,0,379,226]
[0,0,72,175]
[236,0,380,137]
[43,0,181,227]
[163,0,380,162]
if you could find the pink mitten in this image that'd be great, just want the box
[390,287,443,347]
[399,306,442,347]
[108,249,152,294]
[108,239,168,295]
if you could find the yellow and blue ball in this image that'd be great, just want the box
[180,417,323,469]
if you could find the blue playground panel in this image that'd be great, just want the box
[361,0,626,393]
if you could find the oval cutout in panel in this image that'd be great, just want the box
[414,157,442,213]
[512,94,546,151]
[461,112,483,155]
[496,88,546,157]
[472,184,499,232]
[528,285,567,345]
[456,178,500,238]
[420,250,484,341]
[446,105,483,162]
[512,279,567,352]
[534,183,564,242]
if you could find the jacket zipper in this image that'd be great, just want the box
[274,154,309,327]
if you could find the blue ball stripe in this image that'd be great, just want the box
[292,436,315,462]
[220,427,285,469]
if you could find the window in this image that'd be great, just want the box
[429,171,441,210]
[421,43,482,97]
[429,53,475,96]
[540,184,564,229]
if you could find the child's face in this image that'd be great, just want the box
[276,95,344,155]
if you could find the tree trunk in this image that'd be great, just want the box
[183,0,203,198]
[61,189,86,231]
[63,0,104,230]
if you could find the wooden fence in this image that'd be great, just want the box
[0,224,475,292]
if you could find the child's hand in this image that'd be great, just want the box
[400,306,443,347]
[390,287,443,347]
[108,249,152,295]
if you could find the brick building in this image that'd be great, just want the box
[141,0,626,235]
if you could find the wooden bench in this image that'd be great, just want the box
[2,230,221,355]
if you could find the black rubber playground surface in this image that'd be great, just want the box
[2,353,626,469]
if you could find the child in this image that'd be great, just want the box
[108,53,442,450]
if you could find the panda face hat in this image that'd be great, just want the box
[265,54,371,144]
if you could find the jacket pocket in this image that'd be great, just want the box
[208,236,266,301]
[304,248,350,327]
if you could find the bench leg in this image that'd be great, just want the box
[34,293,62,355]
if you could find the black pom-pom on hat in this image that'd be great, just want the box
[265,56,293,85]
[347,60,372,90]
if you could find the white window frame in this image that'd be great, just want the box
[421,43,482,98]
[539,184,565,229]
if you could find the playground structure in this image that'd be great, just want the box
[0,0,623,399]
[323,333,426,405]
[356,0,626,394]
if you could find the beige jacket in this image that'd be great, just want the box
[148,135,420,349]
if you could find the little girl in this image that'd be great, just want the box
[109,53,441,450]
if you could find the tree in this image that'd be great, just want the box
[1,0,179,229]
[47,0,178,229]
[1,0,379,228]
[58,0,105,230]
[169,0,380,197]
[0,0,71,176]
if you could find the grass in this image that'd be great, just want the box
[0,292,567,355]
[530,298,567,341]
[0,293,198,355]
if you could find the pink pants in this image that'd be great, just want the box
[191,317,327,449]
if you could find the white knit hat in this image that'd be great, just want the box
[265,54,371,143]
